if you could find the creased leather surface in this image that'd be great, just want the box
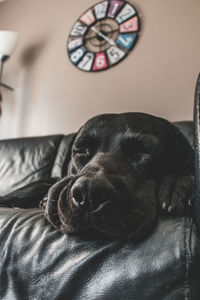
[0,135,63,196]
[0,208,199,300]
[51,134,75,178]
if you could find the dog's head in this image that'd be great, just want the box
[45,113,194,239]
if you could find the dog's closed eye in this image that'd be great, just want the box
[73,136,97,157]
[73,147,91,156]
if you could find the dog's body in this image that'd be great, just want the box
[0,113,194,240]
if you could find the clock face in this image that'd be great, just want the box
[67,0,140,72]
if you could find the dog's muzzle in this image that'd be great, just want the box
[44,155,158,239]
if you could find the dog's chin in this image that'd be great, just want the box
[88,196,158,240]
[45,178,157,241]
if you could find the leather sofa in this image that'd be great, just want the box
[0,121,199,300]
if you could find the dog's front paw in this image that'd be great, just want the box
[158,174,194,216]
[39,195,48,210]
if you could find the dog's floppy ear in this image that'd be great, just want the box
[168,124,194,174]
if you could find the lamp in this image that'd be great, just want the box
[0,30,19,114]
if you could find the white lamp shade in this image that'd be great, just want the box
[0,31,19,56]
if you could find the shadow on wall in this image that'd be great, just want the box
[17,38,48,135]
[20,41,47,67]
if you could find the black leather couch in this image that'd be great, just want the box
[0,121,199,300]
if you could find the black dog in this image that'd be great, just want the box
[0,113,195,240]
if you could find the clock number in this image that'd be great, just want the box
[108,0,124,18]
[96,54,106,68]
[93,53,108,70]
[70,47,86,64]
[120,16,138,33]
[70,22,87,36]
[78,52,94,71]
[107,46,125,65]
[116,4,136,24]
[80,9,95,25]
[68,38,83,51]
[116,34,136,50]
[94,1,108,19]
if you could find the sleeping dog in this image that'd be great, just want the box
[0,113,195,240]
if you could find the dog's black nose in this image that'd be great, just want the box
[71,179,87,209]
[71,176,115,211]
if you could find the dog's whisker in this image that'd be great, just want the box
[120,222,126,229]
[135,129,143,138]
[55,220,61,225]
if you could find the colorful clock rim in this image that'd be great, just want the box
[67,0,141,72]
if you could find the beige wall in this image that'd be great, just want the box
[0,0,199,138]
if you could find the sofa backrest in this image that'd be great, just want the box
[0,122,193,196]
[0,134,74,196]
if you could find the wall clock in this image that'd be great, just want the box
[67,0,140,72]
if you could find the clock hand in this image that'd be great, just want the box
[91,26,116,46]
[84,29,118,41]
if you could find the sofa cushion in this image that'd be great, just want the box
[0,207,199,300]
[174,121,194,147]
